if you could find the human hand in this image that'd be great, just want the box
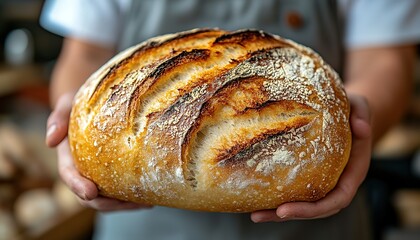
[250,94,372,222]
[46,93,151,211]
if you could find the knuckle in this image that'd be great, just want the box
[58,165,74,184]
[78,198,90,208]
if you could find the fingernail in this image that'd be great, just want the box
[251,215,263,223]
[252,215,271,223]
[278,215,289,222]
[79,189,90,201]
[251,217,263,223]
[46,124,57,138]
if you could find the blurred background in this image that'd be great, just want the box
[0,1,419,240]
[0,1,94,239]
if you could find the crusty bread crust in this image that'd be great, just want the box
[68,29,351,212]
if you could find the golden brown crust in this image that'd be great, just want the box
[68,29,351,212]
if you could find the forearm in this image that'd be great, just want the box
[50,38,115,107]
[344,45,417,144]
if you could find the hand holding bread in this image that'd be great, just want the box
[252,94,371,222]
[67,29,353,212]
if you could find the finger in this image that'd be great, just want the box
[348,94,372,139]
[78,196,153,212]
[271,175,358,222]
[57,138,98,200]
[345,94,372,187]
[251,201,341,223]
[274,187,350,221]
[46,93,75,147]
[250,209,280,223]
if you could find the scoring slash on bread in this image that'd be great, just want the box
[68,29,351,212]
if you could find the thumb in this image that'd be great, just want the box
[348,94,372,140]
[46,93,75,147]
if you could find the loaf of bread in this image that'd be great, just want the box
[68,29,351,212]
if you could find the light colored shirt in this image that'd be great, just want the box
[40,0,420,49]
[40,0,420,73]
